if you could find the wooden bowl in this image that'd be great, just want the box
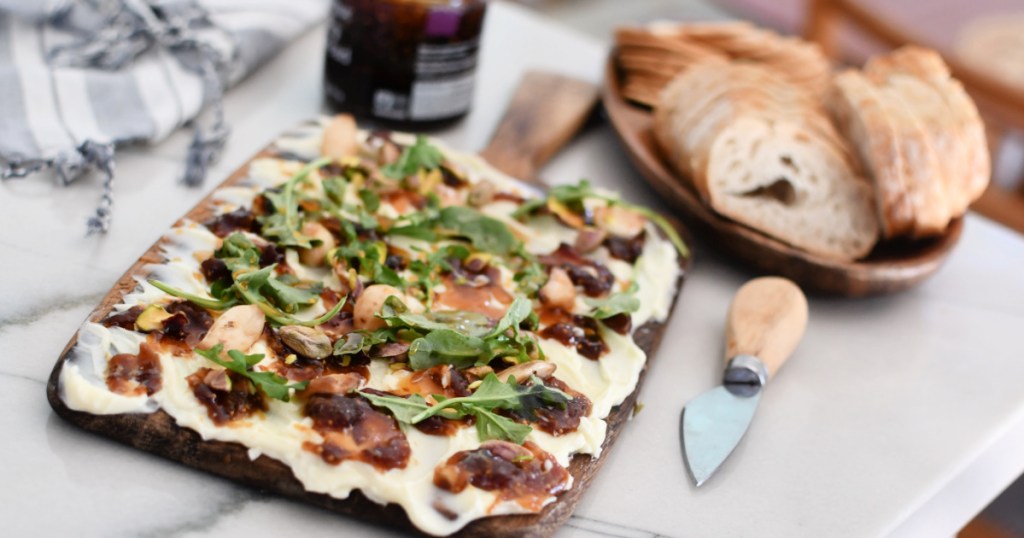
[602,56,964,297]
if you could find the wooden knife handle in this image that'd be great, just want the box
[725,277,808,379]
[480,70,598,183]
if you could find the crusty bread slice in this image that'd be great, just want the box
[864,46,990,217]
[704,117,878,260]
[656,63,845,197]
[617,21,832,108]
[654,62,879,260]
[874,78,951,236]
[828,46,989,238]
[827,70,916,238]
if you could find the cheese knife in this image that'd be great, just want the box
[681,277,808,487]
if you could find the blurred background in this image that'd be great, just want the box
[525,2,1024,536]
[528,0,1024,238]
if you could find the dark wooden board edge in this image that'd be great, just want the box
[601,53,964,297]
[45,123,692,537]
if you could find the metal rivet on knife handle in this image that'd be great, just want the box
[725,276,808,380]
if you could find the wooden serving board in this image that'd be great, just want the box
[46,71,691,537]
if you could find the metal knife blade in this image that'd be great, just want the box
[681,383,761,487]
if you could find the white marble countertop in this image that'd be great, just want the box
[4,3,1024,537]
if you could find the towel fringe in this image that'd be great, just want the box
[38,0,238,232]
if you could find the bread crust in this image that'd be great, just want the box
[868,46,989,216]
[617,21,831,108]
[827,70,916,238]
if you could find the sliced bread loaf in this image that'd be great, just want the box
[704,117,878,260]
[827,70,915,238]
[865,46,990,218]
[827,46,990,238]
[655,63,879,260]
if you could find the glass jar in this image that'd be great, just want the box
[324,0,488,129]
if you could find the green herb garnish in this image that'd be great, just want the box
[376,296,539,370]
[148,280,237,310]
[585,283,640,319]
[150,264,343,327]
[332,328,398,356]
[195,344,308,401]
[438,206,517,256]
[358,188,381,213]
[359,373,569,444]
[216,233,262,274]
[333,236,407,290]
[381,136,444,179]
[261,157,332,248]
[512,179,690,258]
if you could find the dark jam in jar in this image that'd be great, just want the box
[324,0,487,129]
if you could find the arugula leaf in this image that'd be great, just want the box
[194,344,308,401]
[215,233,262,274]
[407,370,569,426]
[486,296,532,338]
[408,330,487,370]
[379,296,542,369]
[358,188,381,213]
[148,280,236,310]
[383,302,493,338]
[519,374,571,407]
[511,179,690,258]
[387,224,439,242]
[470,405,534,444]
[373,264,405,288]
[438,206,517,255]
[511,246,547,298]
[322,176,348,208]
[511,181,594,220]
[234,265,344,326]
[264,278,322,313]
[585,283,640,319]
[334,238,405,289]
[261,157,332,248]
[359,391,430,423]
[411,373,527,422]
[405,244,471,306]
[333,328,397,355]
[357,373,566,444]
[381,136,444,179]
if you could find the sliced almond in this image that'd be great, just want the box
[304,372,364,396]
[321,114,358,160]
[299,221,336,267]
[353,284,402,331]
[197,304,266,353]
[595,205,646,238]
[538,267,576,311]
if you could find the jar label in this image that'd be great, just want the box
[372,39,478,121]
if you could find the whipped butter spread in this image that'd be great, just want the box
[59,117,683,536]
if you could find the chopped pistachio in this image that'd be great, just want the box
[135,305,173,332]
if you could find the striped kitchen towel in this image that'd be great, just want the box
[0,0,328,233]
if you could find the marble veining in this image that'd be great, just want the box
[0,292,105,328]
[564,515,670,537]
[138,491,265,538]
